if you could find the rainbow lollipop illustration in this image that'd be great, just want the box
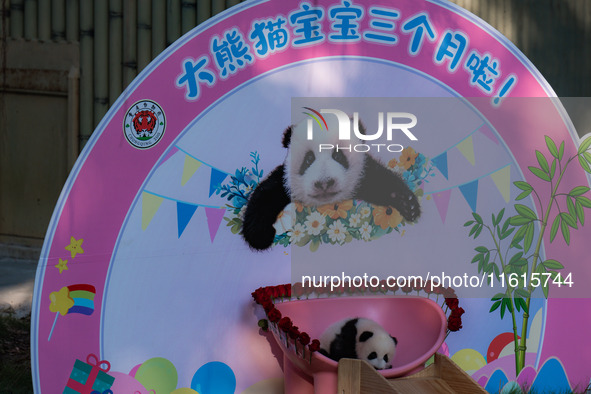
[48,284,96,341]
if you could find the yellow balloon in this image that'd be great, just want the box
[451,348,486,372]
[171,389,199,394]
[135,357,178,394]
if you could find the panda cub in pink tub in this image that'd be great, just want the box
[319,317,398,370]
[242,116,421,250]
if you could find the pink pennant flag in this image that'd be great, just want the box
[205,207,226,243]
[479,125,499,145]
[432,189,452,223]
[159,146,179,167]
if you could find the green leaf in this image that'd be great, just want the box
[543,259,564,270]
[524,222,534,253]
[496,208,505,226]
[550,159,557,178]
[578,135,591,154]
[468,224,478,237]
[510,215,532,226]
[474,224,483,238]
[490,300,502,313]
[536,150,549,172]
[471,254,483,264]
[567,197,576,218]
[561,219,571,245]
[514,181,533,191]
[577,196,591,208]
[464,220,475,227]
[515,297,529,313]
[575,200,585,225]
[550,215,560,242]
[515,288,530,299]
[529,166,551,181]
[500,227,515,240]
[559,141,565,160]
[472,212,483,224]
[579,155,591,173]
[509,252,524,266]
[546,136,559,158]
[584,151,591,163]
[569,186,590,196]
[310,239,320,252]
[515,204,538,220]
[491,293,506,301]
[500,299,507,319]
[561,212,577,228]
[475,246,488,253]
[516,190,533,201]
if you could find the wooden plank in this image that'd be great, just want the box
[338,359,397,394]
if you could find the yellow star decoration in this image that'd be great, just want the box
[65,237,84,259]
[49,287,74,316]
[55,258,68,274]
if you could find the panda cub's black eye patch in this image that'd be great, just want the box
[299,150,315,175]
[367,352,377,360]
[383,355,389,363]
[331,149,349,169]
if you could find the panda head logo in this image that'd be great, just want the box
[284,117,366,206]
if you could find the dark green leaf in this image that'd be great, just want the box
[464,220,475,227]
[474,224,483,238]
[559,141,565,161]
[475,246,488,253]
[471,254,482,264]
[577,196,591,208]
[536,150,549,172]
[509,252,524,266]
[529,166,551,181]
[516,190,533,201]
[472,212,483,224]
[500,227,515,240]
[502,218,510,233]
[515,288,530,298]
[576,200,585,225]
[546,136,559,158]
[490,300,502,313]
[567,197,576,220]
[550,159,557,178]
[500,299,507,319]
[543,259,564,270]
[491,293,505,301]
[469,224,478,237]
[515,297,529,313]
[561,212,577,228]
[496,208,505,225]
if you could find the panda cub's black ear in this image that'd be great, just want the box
[282,126,292,148]
[359,331,374,342]
[391,336,398,345]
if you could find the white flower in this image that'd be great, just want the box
[304,211,326,236]
[273,204,294,234]
[328,220,347,244]
[291,223,306,243]
[238,204,248,219]
[349,213,361,227]
[360,206,371,218]
[360,222,372,240]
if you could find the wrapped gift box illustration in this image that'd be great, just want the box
[64,354,115,394]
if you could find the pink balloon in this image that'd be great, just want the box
[129,363,142,377]
[110,371,149,394]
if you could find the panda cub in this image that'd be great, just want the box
[319,317,397,370]
[242,117,420,250]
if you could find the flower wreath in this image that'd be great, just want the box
[251,282,464,363]
[218,148,434,250]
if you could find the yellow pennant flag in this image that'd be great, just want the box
[457,136,475,166]
[182,155,202,186]
[142,192,164,230]
[490,166,511,202]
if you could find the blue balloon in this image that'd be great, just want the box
[191,362,236,394]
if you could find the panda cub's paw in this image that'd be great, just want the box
[390,188,420,223]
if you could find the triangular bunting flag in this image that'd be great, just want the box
[457,135,476,166]
[159,146,179,168]
[479,125,499,145]
[205,207,226,242]
[182,155,202,186]
[490,166,511,202]
[432,152,449,180]
[459,180,479,212]
[177,202,198,238]
[142,192,164,230]
[432,189,452,223]
[209,169,228,197]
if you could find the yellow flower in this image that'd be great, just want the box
[399,147,418,170]
[372,205,402,230]
[317,200,354,219]
[388,157,398,169]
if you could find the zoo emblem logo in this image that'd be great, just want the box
[124,100,166,149]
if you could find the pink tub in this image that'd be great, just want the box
[271,296,447,394]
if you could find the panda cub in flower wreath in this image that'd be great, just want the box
[242,117,421,250]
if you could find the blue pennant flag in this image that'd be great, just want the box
[459,180,479,212]
[432,152,449,180]
[209,169,228,197]
[177,202,198,238]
